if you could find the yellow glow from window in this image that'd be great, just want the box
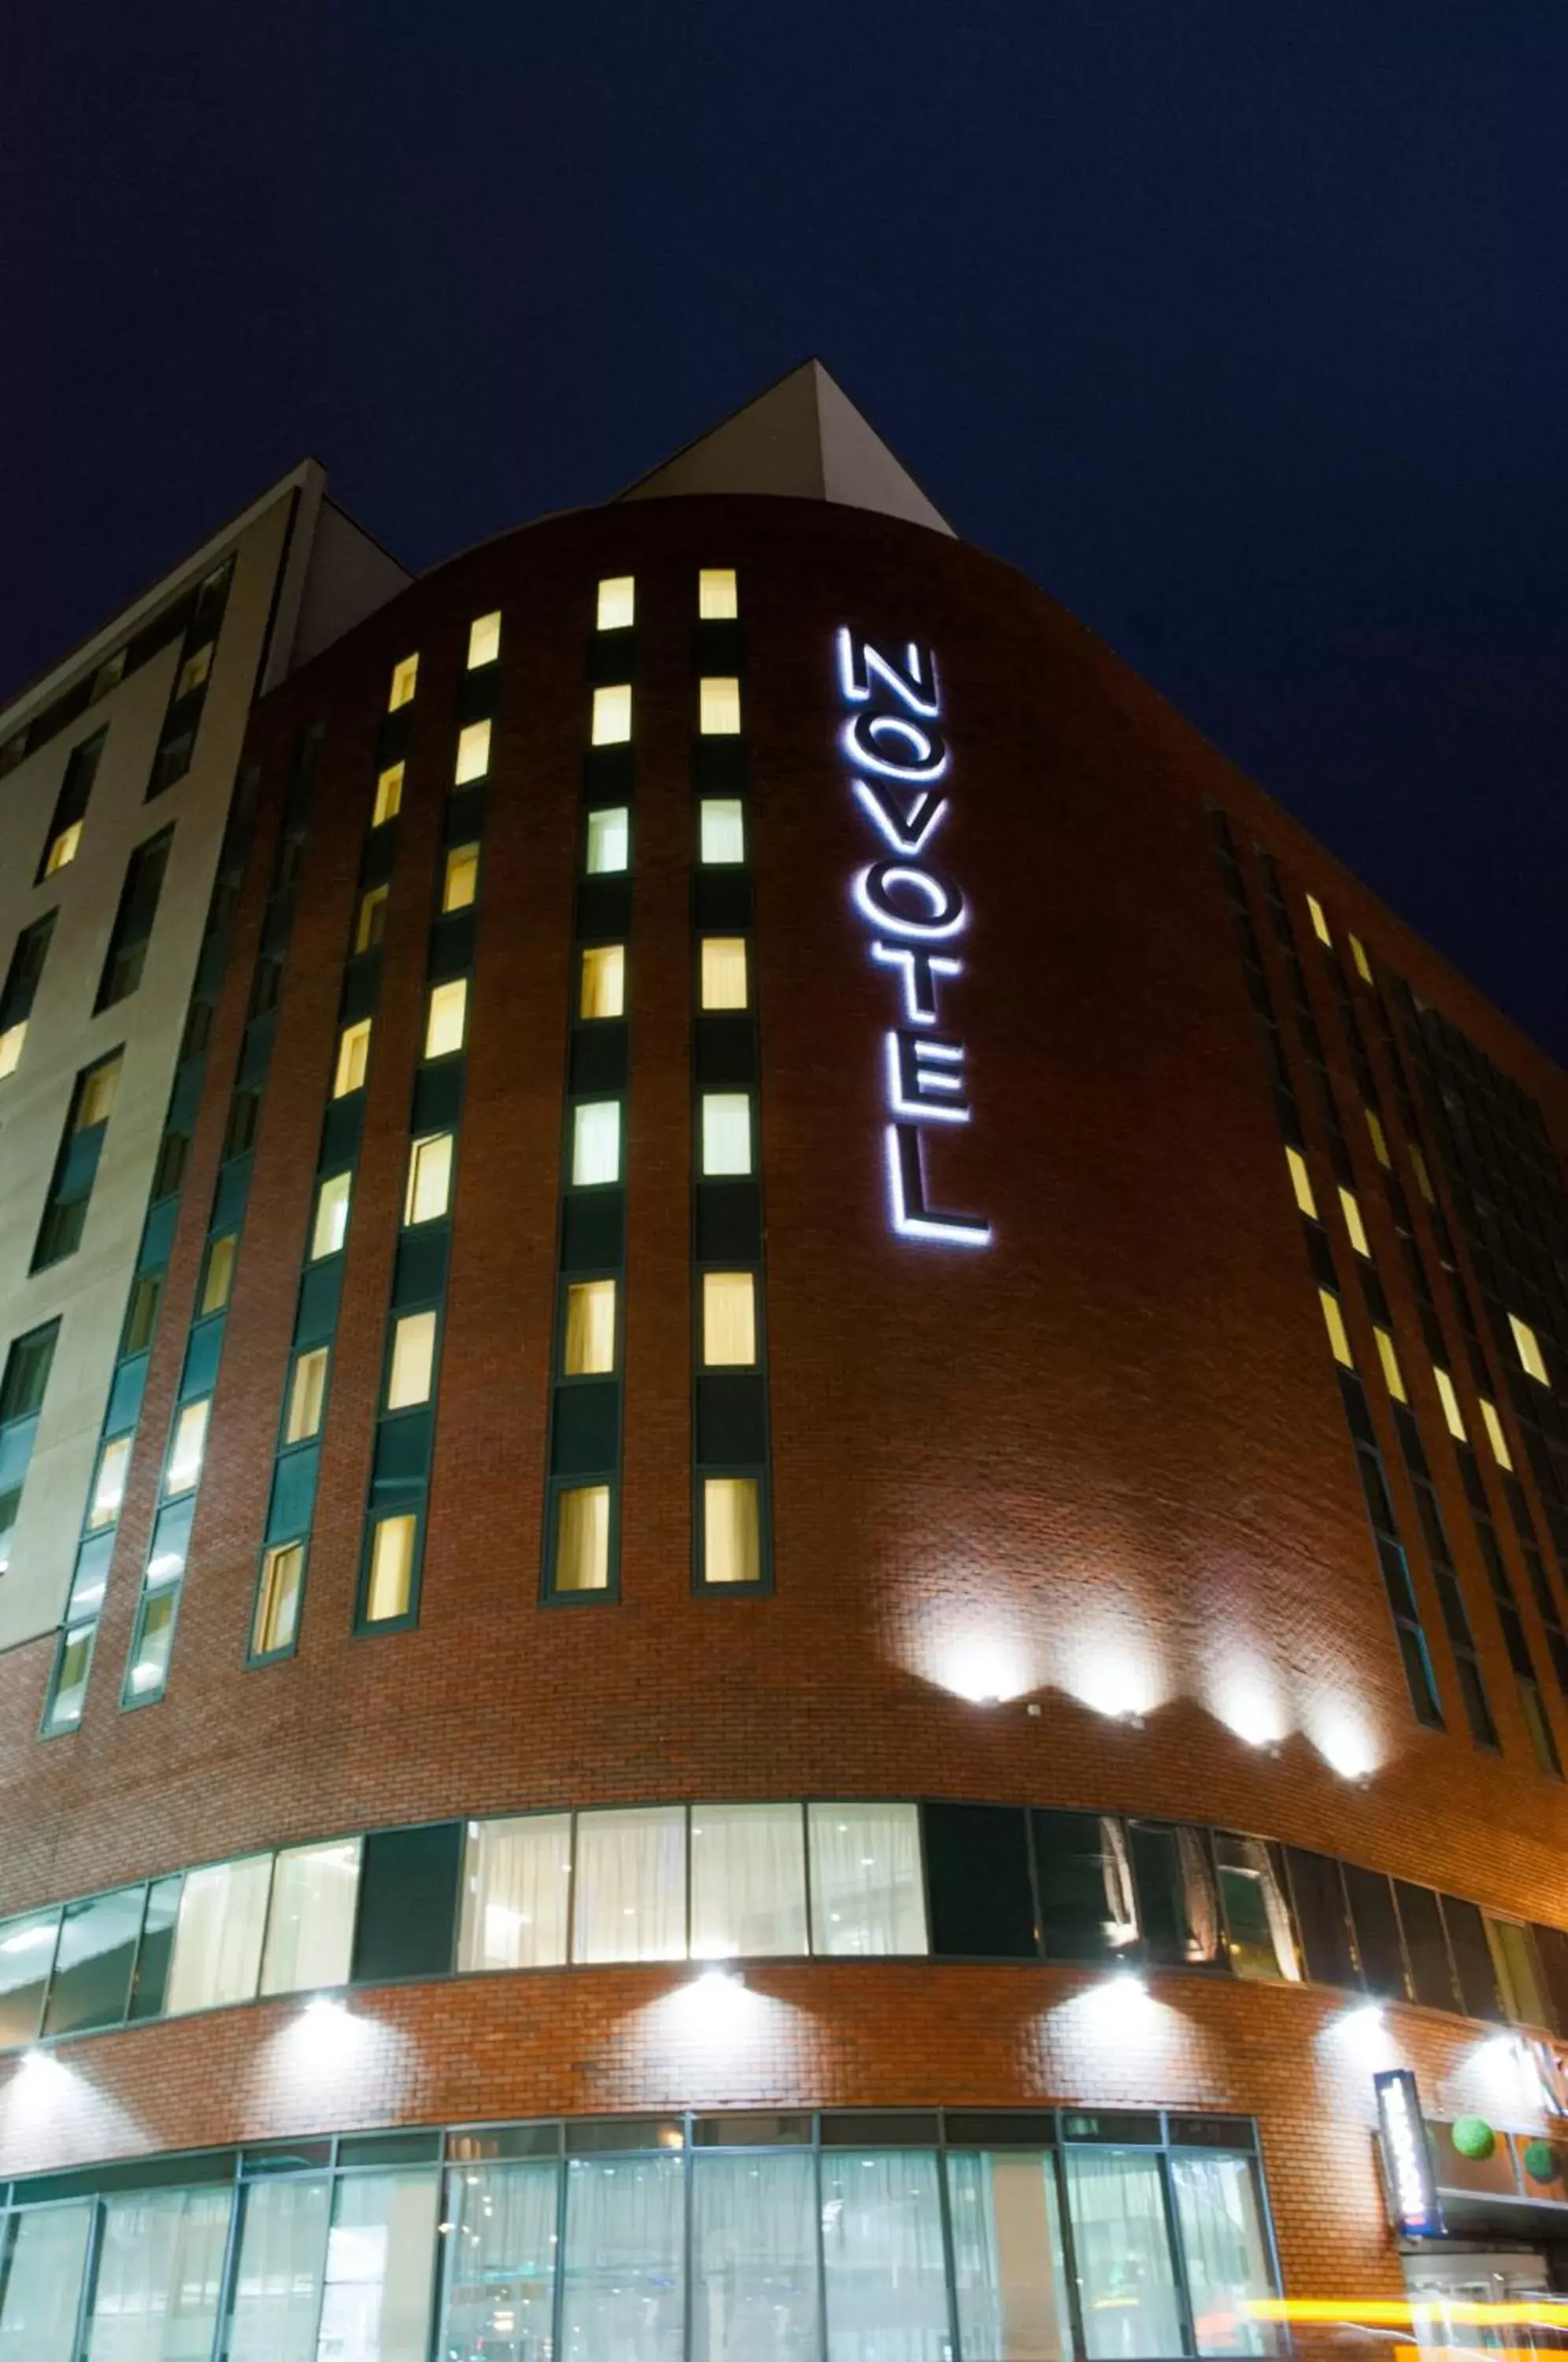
[585,807,629,875]
[1479,1398,1514,1470]
[1285,1146,1317,1219]
[372,764,404,826]
[443,842,479,913]
[165,1399,209,1495]
[1433,1367,1467,1442]
[77,1057,121,1130]
[311,1172,352,1260]
[176,643,213,700]
[468,611,501,668]
[1373,1327,1407,1402]
[1365,1108,1391,1168]
[1319,1289,1354,1369]
[332,1019,372,1098]
[701,936,749,1011]
[200,1234,235,1316]
[424,978,468,1060]
[592,684,632,746]
[354,885,389,953]
[1351,934,1374,983]
[579,944,625,1020]
[45,821,82,876]
[88,1437,131,1531]
[365,1515,416,1620]
[1409,1145,1435,1204]
[1307,893,1331,946]
[286,1349,328,1444]
[555,1484,609,1592]
[405,1132,453,1225]
[454,719,490,784]
[387,1312,437,1409]
[564,1280,616,1376]
[699,676,742,735]
[699,568,738,620]
[596,577,634,632]
[1510,1313,1550,1386]
[0,1021,26,1079]
[704,1476,760,1586]
[702,1272,756,1367]
[388,654,419,711]
[253,1542,303,1655]
[1339,1187,1370,1258]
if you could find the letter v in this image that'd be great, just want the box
[852,777,950,856]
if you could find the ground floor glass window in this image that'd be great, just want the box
[820,2149,950,2360]
[1063,2145,1183,2362]
[950,2149,1073,2362]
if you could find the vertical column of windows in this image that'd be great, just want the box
[0,910,58,1078]
[35,726,107,882]
[0,1323,61,1578]
[1207,813,1443,1727]
[41,773,261,1733]
[146,558,234,798]
[118,727,322,1707]
[690,568,771,1590]
[542,583,634,1599]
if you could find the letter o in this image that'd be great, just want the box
[841,711,949,783]
[853,862,967,941]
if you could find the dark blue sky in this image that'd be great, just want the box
[6,2,1566,1057]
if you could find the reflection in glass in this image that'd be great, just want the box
[1063,2146,1182,2362]
[822,2149,949,2361]
[439,2160,558,2360]
[949,2149,1072,2361]
[1170,2149,1278,2357]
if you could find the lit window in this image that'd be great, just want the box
[1374,1327,1407,1402]
[311,1171,352,1259]
[701,1092,752,1176]
[365,1514,417,1621]
[1410,1146,1435,1205]
[468,610,501,668]
[555,1484,609,1592]
[690,1801,807,1960]
[388,654,419,711]
[1434,1367,1467,1442]
[700,798,745,864]
[404,1132,453,1224]
[572,1805,685,1960]
[1510,1313,1550,1386]
[44,819,83,876]
[458,1815,572,1969]
[454,719,490,784]
[372,763,404,825]
[596,576,634,631]
[200,1234,236,1316]
[1337,1187,1370,1258]
[703,1272,756,1367]
[1366,1108,1392,1168]
[165,1857,272,2014]
[1306,893,1331,946]
[1285,1146,1317,1219]
[807,1801,926,1956]
[571,1101,621,1187]
[261,1837,361,1996]
[176,642,213,700]
[698,568,738,620]
[579,944,625,1020]
[0,1021,24,1078]
[424,978,468,1059]
[704,1477,760,1586]
[77,1056,120,1130]
[564,1279,616,1375]
[253,1542,303,1656]
[585,806,629,874]
[701,936,748,1010]
[1351,934,1374,983]
[87,1437,131,1531]
[699,677,742,735]
[286,1349,329,1443]
[1479,1398,1513,1469]
[165,1399,209,1495]
[354,885,389,953]
[592,684,632,746]
[386,1311,438,1409]
[332,1018,372,1098]
[1319,1288,1353,1368]
[443,842,479,913]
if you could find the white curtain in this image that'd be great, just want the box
[948,2151,1071,2362]
[560,2154,684,2361]
[165,1856,272,2015]
[690,2151,818,2361]
[227,2175,331,2361]
[1169,2153,1277,2357]
[86,2186,231,2361]
[808,1805,927,1957]
[690,1805,808,1959]
[1063,2149,1182,2362]
[437,2161,558,2359]
[571,1807,686,1963]
[1176,1831,1221,1964]
[261,1840,361,1997]
[821,2151,949,2361]
[458,1818,571,1971]
[1100,1820,1139,1951]
[0,2202,93,2360]
[315,2168,439,2362]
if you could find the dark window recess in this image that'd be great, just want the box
[1128,1822,1223,1968]
[95,829,173,1011]
[923,1804,1037,1958]
[224,1091,262,1158]
[1343,1863,1409,2001]
[35,727,107,882]
[1031,1809,1137,1964]
[151,1131,190,1200]
[0,910,57,1030]
[43,1888,143,2036]
[1285,1849,1357,1990]
[123,1273,163,1355]
[1443,1896,1507,2023]
[1533,1923,1568,2037]
[0,1320,60,1423]
[127,1878,181,2021]
[351,1823,462,1983]
[32,1059,120,1271]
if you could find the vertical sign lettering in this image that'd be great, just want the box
[1374,2068,1444,2238]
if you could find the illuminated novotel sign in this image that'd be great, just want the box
[1374,2068,1444,2238]
[834,628,991,1248]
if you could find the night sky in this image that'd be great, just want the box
[6,3,1565,1058]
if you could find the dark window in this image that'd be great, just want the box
[0,1320,61,1423]
[1031,1809,1137,1964]
[95,828,173,1010]
[127,1877,182,2020]
[1129,1822,1223,1968]
[123,1273,164,1356]
[1343,1864,1409,2001]
[32,1054,121,1269]
[351,1822,461,1983]
[0,910,57,1030]
[1285,1849,1357,1989]
[1533,1923,1568,2037]
[151,1131,190,1199]
[923,1804,1035,1958]
[1442,1895,1507,2022]
[224,1090,261,1157]
[42,1887,143,2035]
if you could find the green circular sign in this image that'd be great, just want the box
[1452,2116,1496,2161]
[1523,2139,1559,2182]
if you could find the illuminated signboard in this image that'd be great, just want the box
[835,628,990,1248]
[1374,2068,1444,2238]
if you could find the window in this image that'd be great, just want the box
[1285,1146,1316,1219]
[1034,1811,1138,1960]
[440,2159,560,2353]
[1411,1145,1436,1204]
[1511,1312,1551,1386]
[1306,892,1331,946]
[38,726,105,881]
[457,1813,571,1970]
[585,805,630,874]
[87,1436,131,1530]
[44,1887,143,2035]
[0,2203,92,2352]
[454,719,491,784]
[702,1271,756,1366]
[807,1802,926,1955]
[405,1131,454,1224]
[1434,1367,1467,1442]
[579,943,625,1020]
[1351,933,1374,983]
[701,1091,752,1175]
[1339,1187,1370,1257]
[468,609,501,668]
[1215,1834,1300,1982]
[1374,1327,1407,1402]
[124,1272,161,1353]
[699,676,742,735]
[165,1854,272,2014]
[571,1101,621,1187]
[200,1232,236,1316]
[253,1542,304,1656]
[388,653,419,709]
[332,1017,372,1098]
[562,2154,683,2359]
[596,576,634,631]
[1318,1288,1353,1368]
[261,1838,360,1995]
[372,762,404,824]
[365,1513,418,1621]
[690,1801,807,1958]
[592,684,632,746]
[1065,2145,1183,2361]
[1366,1107,1392,1168]
[318,2171,440,2356]
[0,908,54,1039]
[1479,1398,1513,1468]
[822,2151,947,2356]
[950,2149,1072,2362]
[354,883,389,952]
[77,1054,120,1130]
[43,818,82,876]
[311,1172,352,1258]
[1488,1916,1548,2028]
[176,642,213,700]
[90,2187,232,2357]
[0,1021,24,1078]
[554,1483,609,1592]
[443,842,479,913]
[0,1321,57,1424]
[95,827,173,1009]
[564,1279,616,1375]
[227,2178,332,2353]
[165,1399,209,1495]
[572,1805,686,1961]
[387,1311,438,1408]
[424,977,468,1059]
[286,1348,329,1442]
[700,798,745,864]
[701,936,748,1010]
[703,1475,760,1586]
[698,567,738,620]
